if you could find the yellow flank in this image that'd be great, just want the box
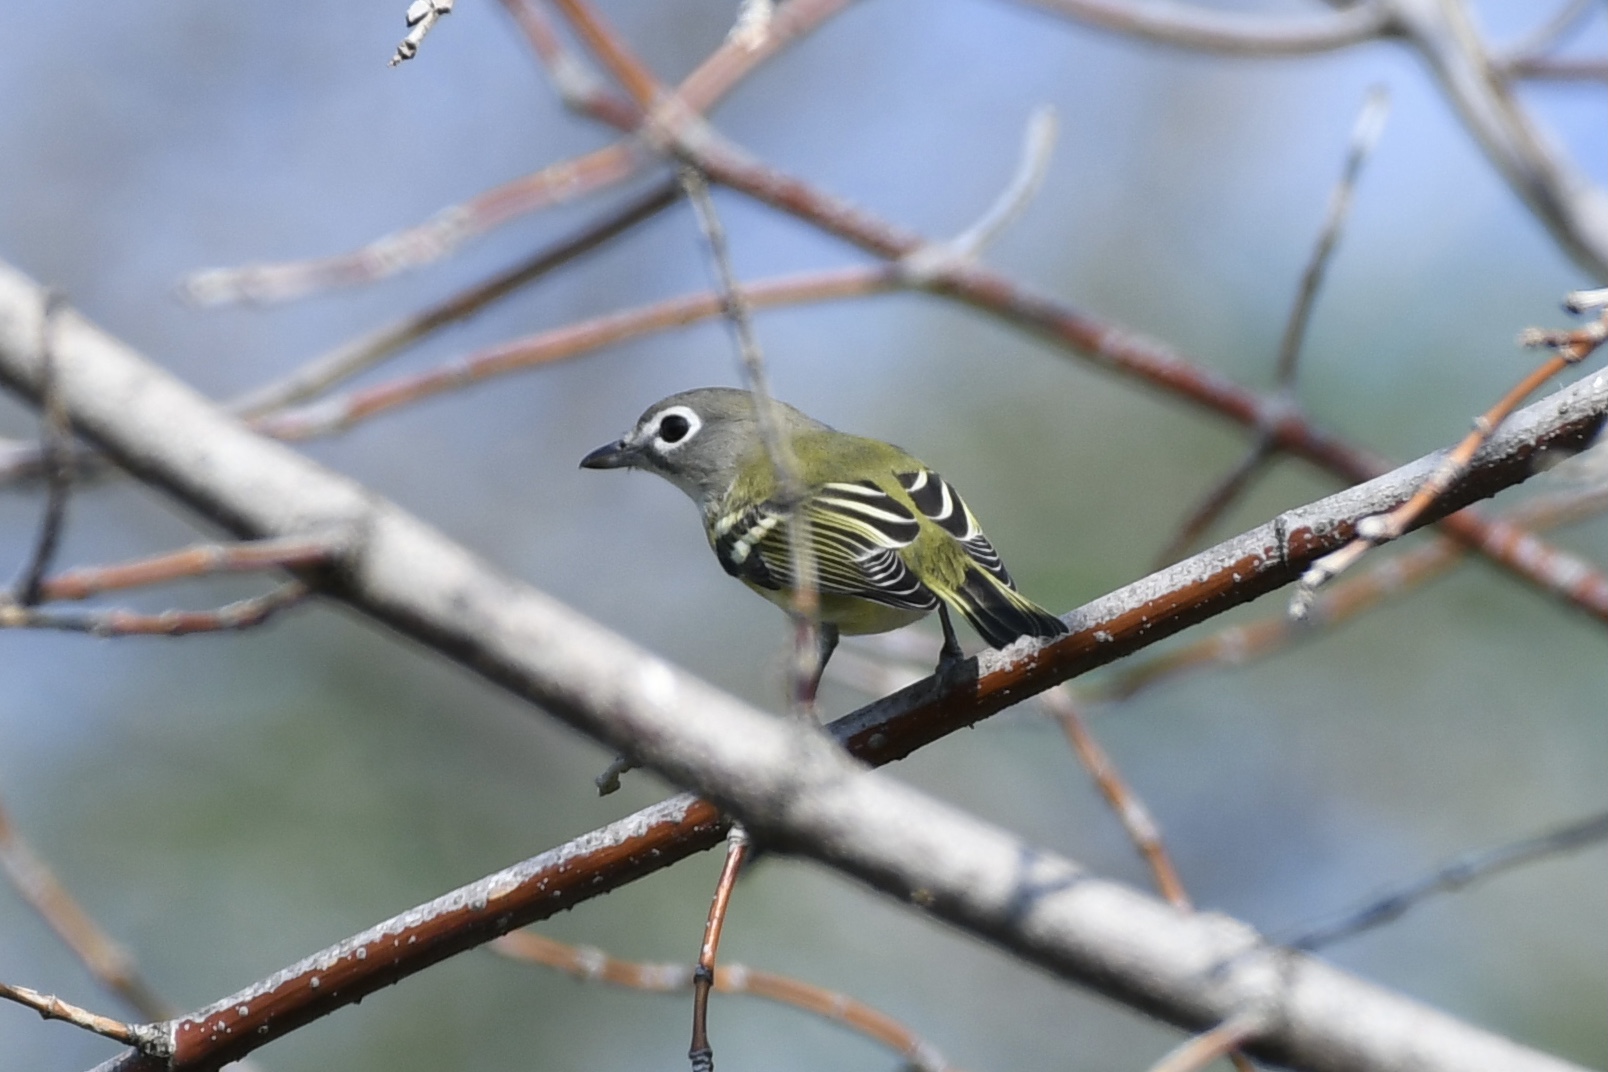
[740,579,930,635]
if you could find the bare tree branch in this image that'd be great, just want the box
[0,259,1600,1072]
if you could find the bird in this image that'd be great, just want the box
[580,387,1066,699]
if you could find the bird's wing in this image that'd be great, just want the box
[894,467,1068,648]
[710,480,939,611]
[894,468,1013,586]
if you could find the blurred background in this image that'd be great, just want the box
[0,1,1603,1069]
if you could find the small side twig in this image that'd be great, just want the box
[13,291,72,605]
[1283,808,1608,952]
[1041,686,1189,908]
[0,980,140,1046]
[1145,1010,1268,1072]
[0,582,309,636]
[491,926,963,1071]
[689,825,749,1072]
[0,795,173,1022]
[38,536,333,602]
[1293,304,1608,615]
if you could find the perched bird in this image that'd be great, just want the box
[580,387,1066,692]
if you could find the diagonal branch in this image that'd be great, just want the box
[0,258,1600,1072]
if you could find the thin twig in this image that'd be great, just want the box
[0,981,140,1045]
[689,826,749,1072]
[1010,0,1392,56]
[38,537,333,602]
[0,796,173,1022]
[1041,687,1257,1072]
[1293,306,1608,614]
[1284,809,1608,952]
[1146,1011,1268,1072]
[1500,0,1599,68]
[491,929,963,1071]
[13,291,72,605]
[495,0,640,125]
[0,582,309,636]
[253,267,890,440]
[1156,88,1390,565]
[227,181,679,417]
[679,168,822,710]
[179,143,641,305]
[1098,481,1608,703]
[1041,687,1189,908]
[899,105,1059,284]
[1274,87,1390,387]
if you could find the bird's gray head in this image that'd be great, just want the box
[580,387,827,507]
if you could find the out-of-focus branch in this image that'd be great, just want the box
[0,259,1600,1072]
[228,181,679,417]
[1392,0,1608,278]
[253,266,891,439]
[0,797,173,1022]
[1295,306,1607,610]
[0,583,309,636]
[38,537,333,603]
[1284,809,1608,953]
[12,291,72,605]
[492,929,964,1072]
[1010,0,1395,56]
[179,144,644,305]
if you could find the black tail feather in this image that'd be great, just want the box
[948,567,1066,649]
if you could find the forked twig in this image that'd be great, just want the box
[1293,304,1608,615]
[491,926,963,1071]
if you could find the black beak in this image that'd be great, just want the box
[579,439,637,470]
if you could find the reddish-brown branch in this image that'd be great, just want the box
[1041,687,1189,908]
[47,360,1608,1072]
[492,929,963,1072]
[254,266,891,439]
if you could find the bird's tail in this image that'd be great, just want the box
[942,566,1067,650]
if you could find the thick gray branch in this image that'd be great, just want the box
[0,259,1594,1072]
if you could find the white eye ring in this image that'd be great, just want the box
[647,405,701,452]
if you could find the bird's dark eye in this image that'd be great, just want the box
[658,413,691,443]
